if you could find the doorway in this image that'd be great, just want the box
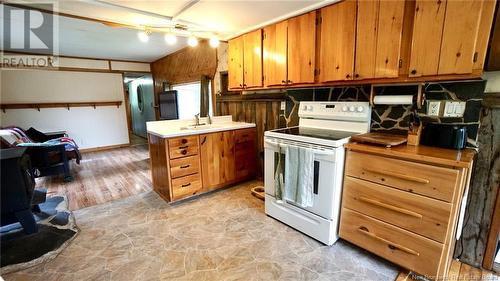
[124,73,155,143]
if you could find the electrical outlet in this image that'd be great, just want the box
[280,101,286,111]
[426,100,441,116]
[443,101,466,117]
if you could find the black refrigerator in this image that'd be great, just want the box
[158,90,179,120]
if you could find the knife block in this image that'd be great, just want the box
[407,123,422,146]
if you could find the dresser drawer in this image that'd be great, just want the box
[343,177,451,243]
[234,128,256,144]
[168,136,199,159]
[171,173,202,200]
[340,208,443,277]
[345,151,460,202]
[170,155,199,179]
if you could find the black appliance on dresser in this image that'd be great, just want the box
[1,148,46,234]
[158,90,179,120]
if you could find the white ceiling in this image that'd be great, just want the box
[2,0,338,62]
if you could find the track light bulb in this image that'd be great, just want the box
[164,33,177,45]
[187,36,198,47]
[209,37,220,48]
[138,31,149,43]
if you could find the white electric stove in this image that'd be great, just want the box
[264,101,371,245]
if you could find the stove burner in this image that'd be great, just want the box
[271,126,359,141]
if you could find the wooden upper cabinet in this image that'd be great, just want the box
[355,0,378,80]
[263,21,288,87]
[438,1,483,75]
[287,11,316,84]
[320,0,356,82]
[408,0,446,77]
[374,0,405,78]
[243,29,263,88]
[474,0,497,71]
[228,36,244,89]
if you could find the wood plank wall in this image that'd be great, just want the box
[216,95,286,178]
[151,40,217,118]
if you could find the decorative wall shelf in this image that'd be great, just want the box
[0,101,122,112]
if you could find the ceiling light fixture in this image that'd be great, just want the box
[137,29,151,43]
[187,36,198,47]
[209,37,220,48]
[164,33,177,45]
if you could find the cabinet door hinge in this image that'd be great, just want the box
[398,59,403,68]
[473,52,478,63]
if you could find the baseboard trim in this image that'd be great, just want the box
[79,143,130,153]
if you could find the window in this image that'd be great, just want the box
[173,82,201,120]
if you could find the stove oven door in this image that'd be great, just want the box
[264,137,341,220]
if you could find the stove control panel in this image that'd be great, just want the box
[299,102,371,122]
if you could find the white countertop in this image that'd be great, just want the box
[146,115,256,138]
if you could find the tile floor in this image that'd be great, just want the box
[4,181,399,281]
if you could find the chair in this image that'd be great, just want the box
[0,127,81,182]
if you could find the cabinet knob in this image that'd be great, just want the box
[411,69,417,75]
[181,139,188,144]
[355,74,359,78]
[239,84,243,87]
[181,150,188,155]
[287,80,292,84]
[456,52,461,57]
[346,74,351,79]
[281,80,286,84]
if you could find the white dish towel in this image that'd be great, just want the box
[284,145,314,207]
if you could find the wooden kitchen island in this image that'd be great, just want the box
[147,116,256,202]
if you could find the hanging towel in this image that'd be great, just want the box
[274,144,285,203]
[284,145,314,207]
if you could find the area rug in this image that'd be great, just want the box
[0,195,79,274]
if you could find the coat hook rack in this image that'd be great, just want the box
[0,101,122,112]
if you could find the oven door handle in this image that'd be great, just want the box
[264,139,335,156]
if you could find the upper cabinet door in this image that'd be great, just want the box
[243,29,263,88]
[263,21,288,87]
[228,36,244,89]
[287,11,316,84]
[374,0,405,78]
[355,0,379,80]
[473,0,497,71]
[437,1,482,75]
[408,0,446,77]
[320,0,357,82]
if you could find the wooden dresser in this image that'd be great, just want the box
[339,143,475,279]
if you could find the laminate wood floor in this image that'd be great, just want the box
[396,259,500,280]
[36,144,151,210]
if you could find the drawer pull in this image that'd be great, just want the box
[181,139,188,144]
[357,227,420,256]
[358,197,423,219]
[181,183,191,188]
[181,150,188,155]
[363,168,430,184]
[180,165,190,169]
[179,145,189,149]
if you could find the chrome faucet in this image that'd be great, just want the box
[207,114,212,124]
[194,114,200,126]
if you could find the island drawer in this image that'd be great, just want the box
[345,151,459,202]
[171,173,202,200]
[343,176,451,243]
[339,208,443,277]
[170,155,200,179]
[168,136,199,159]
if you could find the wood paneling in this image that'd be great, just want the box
[320,0,356,82]
[228,36,244,89]
[355,0,379,79]
[374,0,405,78]
[287,11,316,84]
[243,29,263,88]
[263,21,288,86]
[438,0,483,75]
[408,0,446,77]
